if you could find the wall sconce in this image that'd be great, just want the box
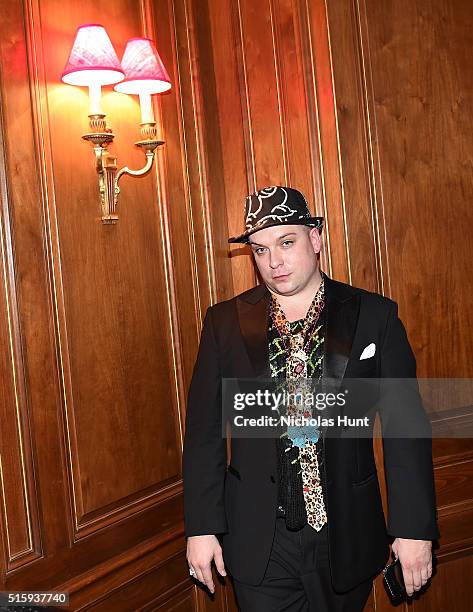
[61,25,171,224]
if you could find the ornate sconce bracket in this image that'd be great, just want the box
[82,115,163,224]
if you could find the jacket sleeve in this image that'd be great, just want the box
[182,306,228,537]
[379,301,440,540]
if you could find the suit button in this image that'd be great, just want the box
[270,475,276,483]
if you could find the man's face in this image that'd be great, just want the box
[248,224,321,297]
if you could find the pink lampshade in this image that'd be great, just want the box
[61,24,124,86]
[114,38,171,95]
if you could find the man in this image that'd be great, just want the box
[183,186,439,611]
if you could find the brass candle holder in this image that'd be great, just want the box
[82,114,163,224]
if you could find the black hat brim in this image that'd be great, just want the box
[228,217,324,244]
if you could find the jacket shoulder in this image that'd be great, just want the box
[328,276,396,312]
[208,285,266,312]
[203,292,239,323]
[203,285,267,333]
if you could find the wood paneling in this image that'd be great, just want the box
[0,0,232,608]
[362,0,473,378]
[0,0,472,609]
[41,0,181,530]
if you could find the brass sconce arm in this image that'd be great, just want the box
[83,115,163,224]
[116,151,154,181]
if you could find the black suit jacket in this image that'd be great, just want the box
[182,273,439,592]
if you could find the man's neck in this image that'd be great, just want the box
[269,270,323,322]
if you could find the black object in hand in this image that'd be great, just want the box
[383,554,406,603]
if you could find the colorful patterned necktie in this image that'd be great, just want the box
[271,282,328,531]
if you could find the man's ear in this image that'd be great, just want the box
[308,226,322,255]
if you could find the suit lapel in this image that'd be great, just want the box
[235,273,360,454]
[322,272,360,388]
[236,284,271,378]
[235,285,274,471]
[320,272,360,437]
[236,272,360,385]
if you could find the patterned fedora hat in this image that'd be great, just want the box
[228,185,324,244]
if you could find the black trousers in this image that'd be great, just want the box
[232,517,373,612]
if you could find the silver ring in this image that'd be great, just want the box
[189,567,196,577]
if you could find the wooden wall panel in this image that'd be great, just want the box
[205,0,256,293]
[0,0,232,608]
[34,0,182,532]
[320,0,382,290]
[0,0,66,574]
[1,0,472,608]
[236,0,287,186]
[362,0,473,378]
[0,130,40,567]
[208,0,359,293]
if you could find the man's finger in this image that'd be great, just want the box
[420,566,429,584]
[412,569,423,590]
[214,548,227,576]
[201,565,215,593]
[403,568,415,596]
[193,566,206,587]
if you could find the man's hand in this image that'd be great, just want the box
[392,538,432,596]
[186,535,227,594]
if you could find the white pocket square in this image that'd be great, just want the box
[359,343,376,360]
